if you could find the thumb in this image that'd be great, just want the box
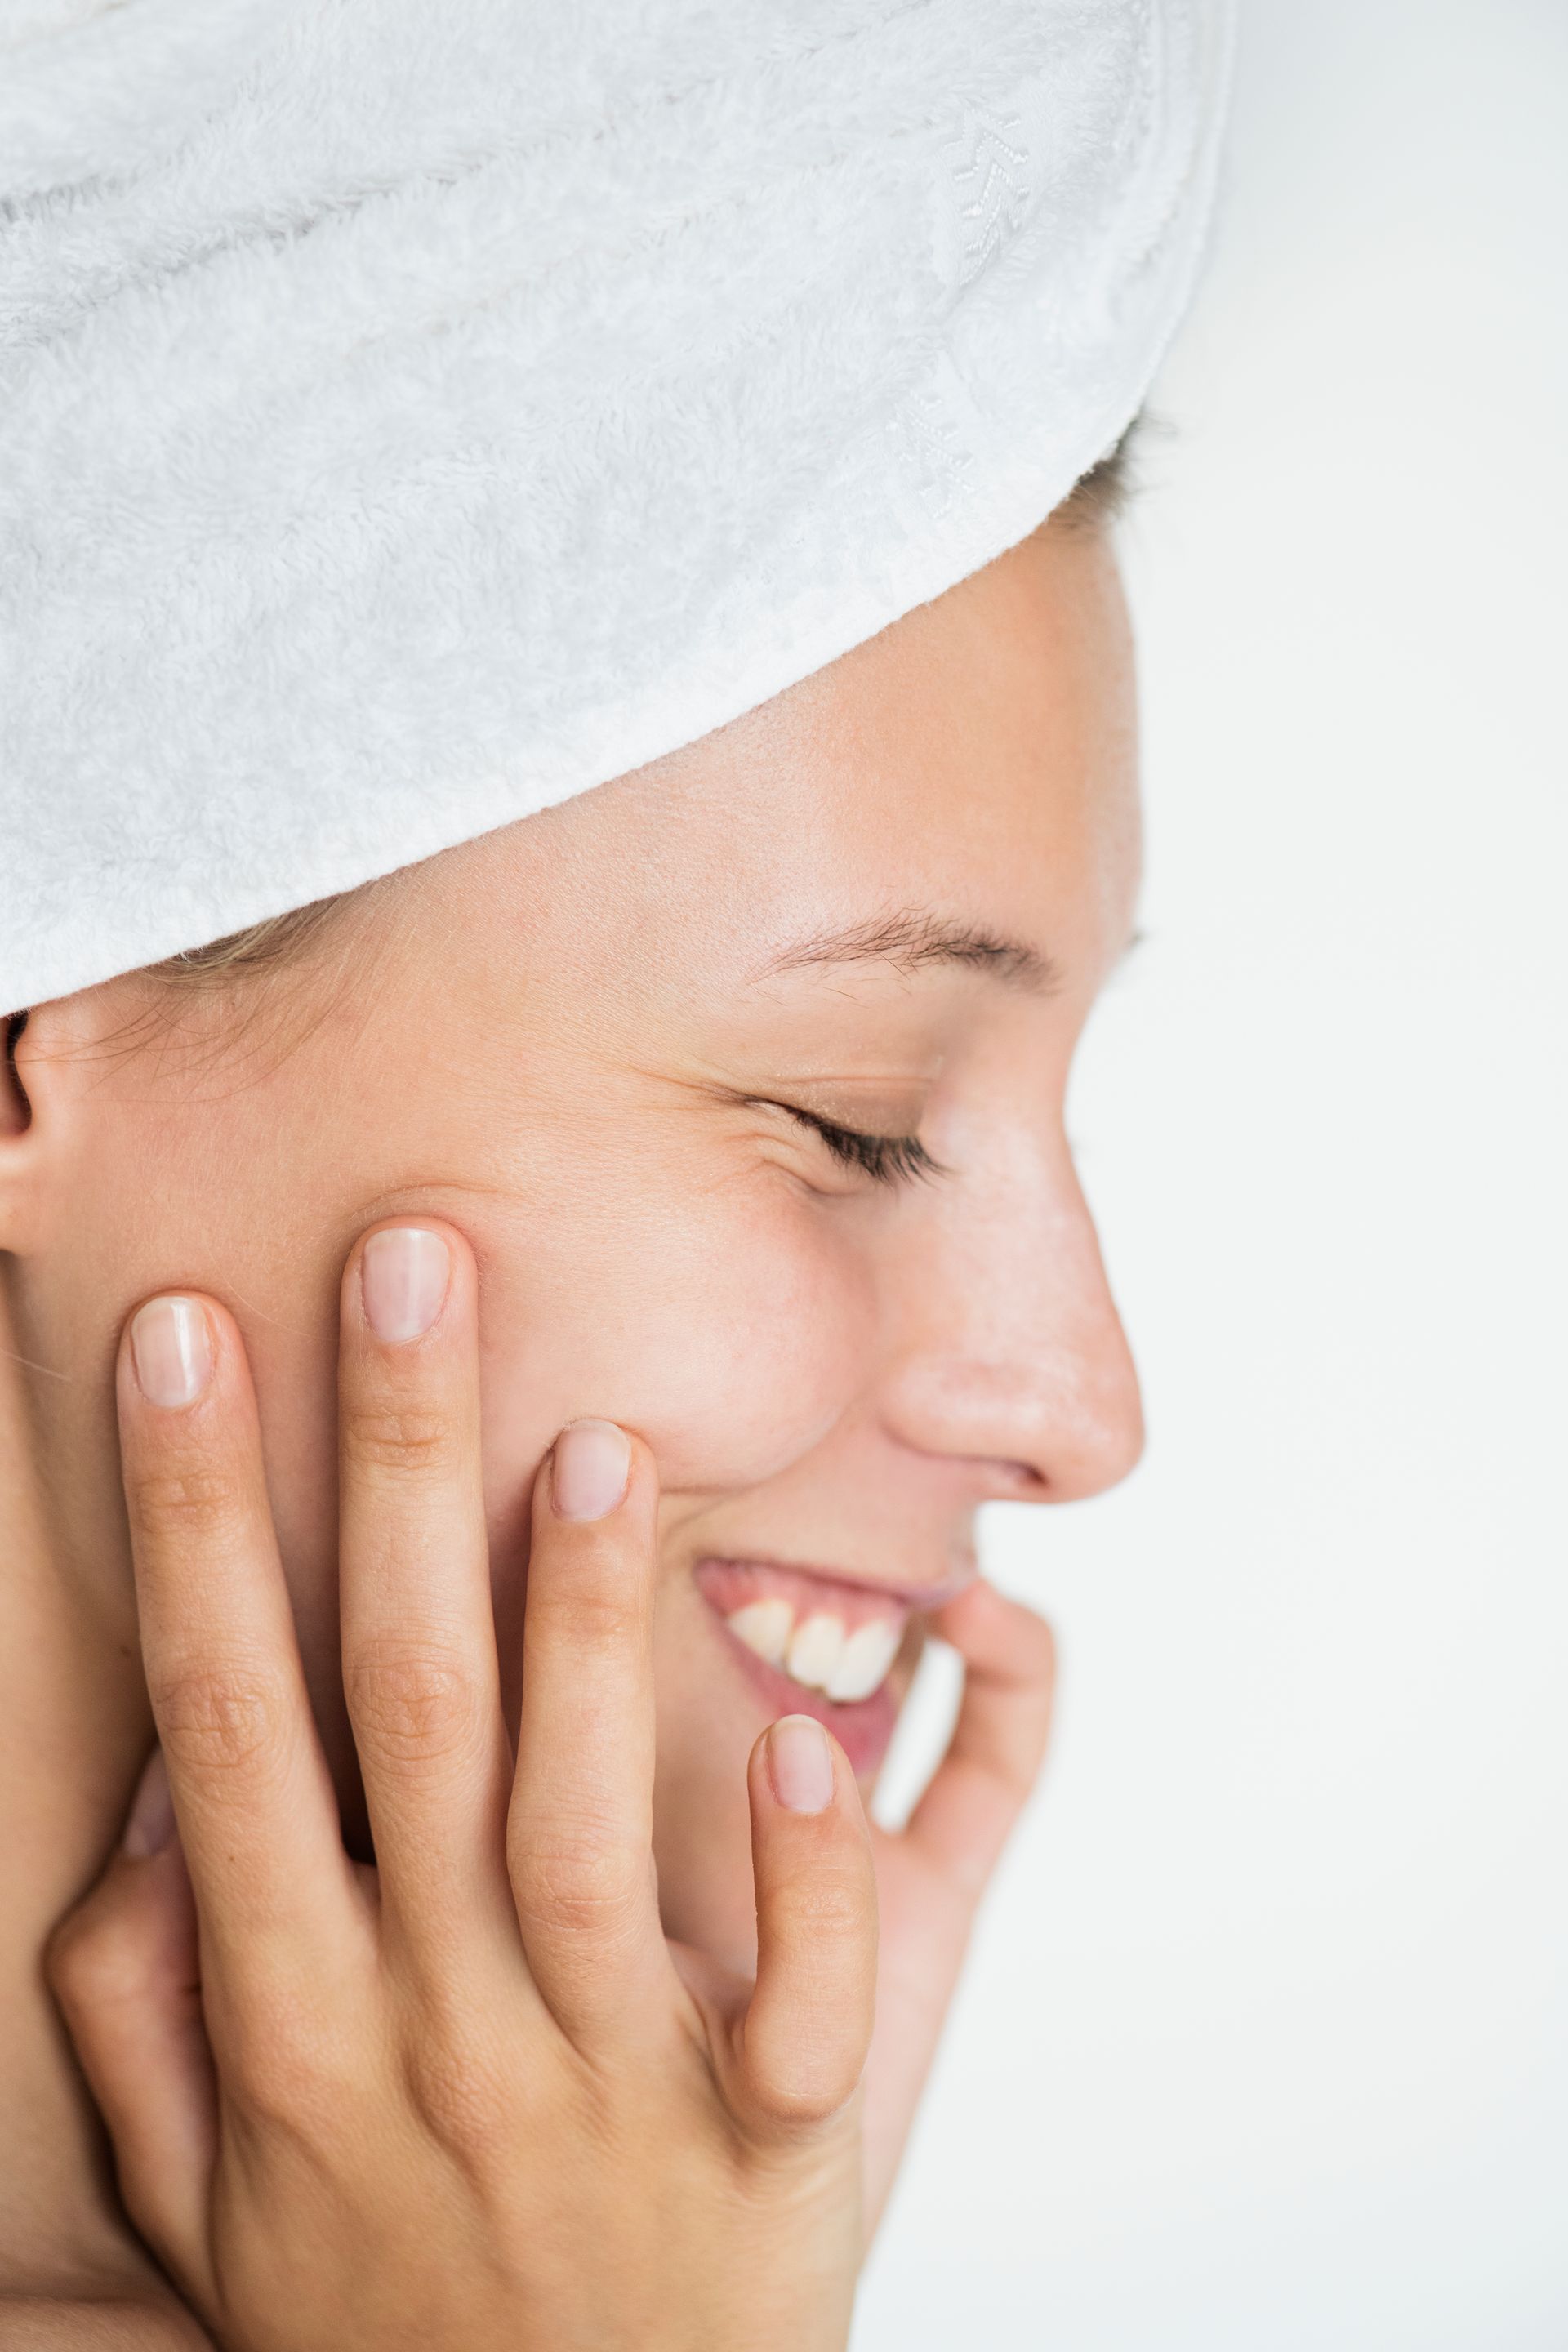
[47,1748,216,2278]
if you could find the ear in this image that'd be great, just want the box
[0,1011,35,1246]
[0,1000,89,1257]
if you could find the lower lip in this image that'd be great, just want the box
[706,1610,902,1777]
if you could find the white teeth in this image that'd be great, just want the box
[785,1611,845,1691]
[725,1597,793,1668]
[721,1596,906,1702]
[825,1618,904,1704]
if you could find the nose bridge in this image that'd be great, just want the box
[886,1133,1144,1500]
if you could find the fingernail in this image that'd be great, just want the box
[129,1296,213,1408]
[767,1716,835,1815]
[361,1227,450,1343]
[122,1748,175,1858]
[550,1419,631,1521]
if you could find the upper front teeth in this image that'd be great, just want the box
[826,1619,904,1702]
[725,1598,792,1668]
[786,1612,845,1690]
[725,1601,903,1703]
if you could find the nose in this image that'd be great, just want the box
[879,1140,1145,1504]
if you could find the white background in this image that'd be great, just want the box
[855,2,1568,2345]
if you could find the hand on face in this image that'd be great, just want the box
[50,1218,1062,2352]
[50,1223,879,2352]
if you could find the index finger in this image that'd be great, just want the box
[118,1294,359,1993]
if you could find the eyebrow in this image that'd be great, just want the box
[759,910,1060,993]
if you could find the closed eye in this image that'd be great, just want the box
[775,1105,946,1187]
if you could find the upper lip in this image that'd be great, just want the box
[697,1551,978,1613]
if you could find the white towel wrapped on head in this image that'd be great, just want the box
[0,0,1233,1009]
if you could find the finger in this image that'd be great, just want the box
[47,1752,216,2287]
[899,1580,1058,1900]
[118,1293,358,1995]
[337,1223,515,1969]
[735,1716,878,2133]
[506,1422,667,2038]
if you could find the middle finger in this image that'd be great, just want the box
[336,1221,517,1968]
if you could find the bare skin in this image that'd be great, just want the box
[49,1238,880,2352]
[0,509,1143,2332]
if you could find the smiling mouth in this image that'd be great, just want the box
[692,1554,964,1721]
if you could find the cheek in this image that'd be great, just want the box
[473,1183,870,1505]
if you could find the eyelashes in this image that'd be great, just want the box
[779,1106,944,1188]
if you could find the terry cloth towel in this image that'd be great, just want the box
[0,0,1234,1009]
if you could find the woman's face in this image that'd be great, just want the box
[11,512,1143,1969]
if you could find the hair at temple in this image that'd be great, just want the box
[1055,412,1142,530]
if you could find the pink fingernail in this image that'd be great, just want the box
[361,1227,450,1343]
[129,1296,213,1408]
[122,1748,175,1857]
[767,1716,835,1815]
[550,1419,631,1521]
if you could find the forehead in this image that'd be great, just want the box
[431,516,1139,1009]
[660,516,1141,987]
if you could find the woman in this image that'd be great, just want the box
[0,0,1231,2339]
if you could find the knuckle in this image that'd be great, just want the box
[399,2024,517,2167]
[340,1401,459,1484]
[222,1994,358,2139]
[509,1822,646,1949]
[149,1659,289,1786]
[126,1460,245,1550]
[772,1864,872,1952]
[532,1572,642,1658]
[46,1907,122,2011]
[747,2051,860,2145]
[345,1642,484,1767]
[754,2069,859,2132]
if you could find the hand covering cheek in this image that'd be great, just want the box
[0,0,1234,1009]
